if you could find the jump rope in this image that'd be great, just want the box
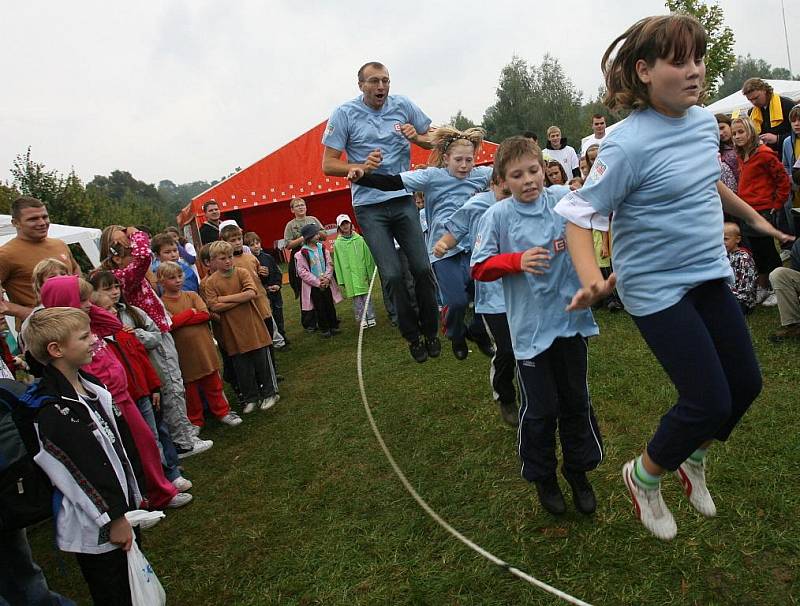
[355,268,593,606]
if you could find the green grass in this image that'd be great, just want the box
[29,286,800,605]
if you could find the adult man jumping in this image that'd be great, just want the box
[322,61,440,362]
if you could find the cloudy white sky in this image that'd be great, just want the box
[2,1,797,186]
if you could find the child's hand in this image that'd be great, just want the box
[601,242,610,258]
[520,247,550,275]
[347,167,365,182]
[151,392,161,411]
[433,239,449,258]
[109,516,133,551]
[566,274,617,311]
[122,325,135,334]
[257,266,268,276]
[268,285,280,292]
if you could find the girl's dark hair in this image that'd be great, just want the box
[715,113,733,153]
[544,161,568,187]
[88,270,147,329]
[602,14,707,112]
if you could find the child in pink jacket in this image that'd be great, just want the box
[294,224,342,337]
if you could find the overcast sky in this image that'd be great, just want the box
[2,0,797,187]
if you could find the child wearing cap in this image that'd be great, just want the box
[332,214,377,328]
[295,224,342,337]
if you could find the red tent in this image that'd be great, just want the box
[177,120,498,254]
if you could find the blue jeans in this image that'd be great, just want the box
[633,280,762,470]
[136,397,180,482]
[354,196,439,343]
[432,252,486,341]
[0,528,76,606]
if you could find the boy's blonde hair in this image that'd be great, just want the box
[220,224,243,241]
[289,197,305,210]
[199,243,212,266]
[209,240,233,258]
[731,116,760,159]
[602,14,707,112]
[428,126,485,168]
[78,278,94,302]
[23,307,90,364]
[494,136,544,179]
[546,125,561,136]
[31,258,70,299]
[157,261,184,281]
[723,221,741,237]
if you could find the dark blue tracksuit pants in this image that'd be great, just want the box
[432,251,487,342]
[632,279,762,471]
[516,336,604,482]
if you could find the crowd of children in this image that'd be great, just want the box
[3,12,800,605]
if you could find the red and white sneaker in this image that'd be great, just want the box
[622,460,677,541]
[675,459,717,517]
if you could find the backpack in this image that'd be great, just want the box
[0,379,54,531]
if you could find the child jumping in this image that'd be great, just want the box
[471,137,604,516]
[555,14,792,540]
[332,214,377,328]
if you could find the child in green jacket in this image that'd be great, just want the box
[333,214,377,328]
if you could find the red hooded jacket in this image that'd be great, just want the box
[737,144,792,212]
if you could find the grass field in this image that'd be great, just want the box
[30,285,800,605]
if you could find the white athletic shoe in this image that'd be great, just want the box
[367,318,377,327]
[166,492,193,508]
[360,319,369,329]
[761,292,778,307]
[172,476,193,492]
[243,402,256,414]
[622,460,677,541]
[675,460,717,517]
[219,412,243,427]
[756,288,771,304]
[260,394,280,410]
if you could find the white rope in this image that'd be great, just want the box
[355,268,593,606]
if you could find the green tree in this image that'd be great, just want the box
[447,110,478,131]
[483,54,584,145]
[0,183,21,215]
[666,0,735,99]
[713,54,800,101]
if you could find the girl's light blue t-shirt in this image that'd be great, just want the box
[555,106,731,317]
[471,186,598,360]
[400,165,493,263]
[447,190,506,314]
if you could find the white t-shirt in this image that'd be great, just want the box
[580,134,607,156]
[542,145,579,178]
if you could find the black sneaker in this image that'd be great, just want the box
[320,330,333,338]
[426,336,442,358]
[534,477,566,515]
[561,469,597,515]
[498,401,518,427]
[466,330,495,357]
[452,339,469,360]
[409,338,428,363]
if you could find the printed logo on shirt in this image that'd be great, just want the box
[553,238,567,253]
[474,233,482,249]
[588,158,607,183]
[325,123,335,136]
[521,359,536,367]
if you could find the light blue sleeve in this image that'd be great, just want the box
[399,167,434,194]
[574,141,637,216]
[399,96,432,134]
[470,207,500,266]
[321,106,349,152]
[446,205,471,243]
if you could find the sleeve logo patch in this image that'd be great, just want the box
[553,238,567,253]
[588,158,607,183]
[325,123,335,136]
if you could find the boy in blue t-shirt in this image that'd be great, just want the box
[470,137,603,515]
[150,233,199,293]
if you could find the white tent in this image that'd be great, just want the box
[0,214,102,267]
[703,79,800,116]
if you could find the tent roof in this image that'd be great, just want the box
[0,214,101,247]
[704,79,800,116]
[179,120,499,225]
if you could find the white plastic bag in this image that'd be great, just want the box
[127,535,166,606]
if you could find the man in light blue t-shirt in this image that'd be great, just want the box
[322,61,441,363]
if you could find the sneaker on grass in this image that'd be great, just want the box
[177,438,213,460]
[409,338,428,363]
[498,401,518,427]
[675,460,716,517]
[166,492,193,508]
[622,460,676,540]
[260,394,280,411]
[761,292,778,307]
[769,323,800,342]
[242,402,257,414]
[425,336,442,358]
[172,476,193,492]
[219,412,243,426]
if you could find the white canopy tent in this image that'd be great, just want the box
[1,215,102,342]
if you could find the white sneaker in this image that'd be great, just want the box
[260,394,280,410]
[360,319,369,329]
[177,438,213,459]
[367,318,377,327]
[761,292,778,307]
[622,460,677,541]
[166,492,193,508]
[675,460,716,517]
[755,288,771,304]
[172,476,193,492]
[243,402,256,414]
[219,412,243,427]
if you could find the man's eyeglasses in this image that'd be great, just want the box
[363,77,390,86]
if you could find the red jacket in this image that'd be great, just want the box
[106,330,161,402]
[737,145,792,211]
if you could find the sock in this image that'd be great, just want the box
[687,448,707,464]
[633,455,661,490]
